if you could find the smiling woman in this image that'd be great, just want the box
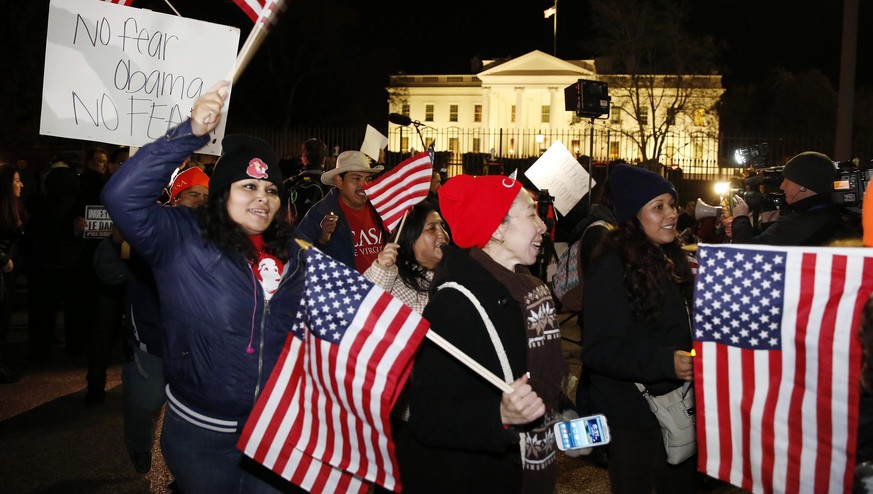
[400,175,569,494]
[581,164,697,493]
[101,82,307,493]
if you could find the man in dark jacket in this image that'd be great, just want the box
[730,151,846,246]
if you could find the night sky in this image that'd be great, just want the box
[2,0,871,138]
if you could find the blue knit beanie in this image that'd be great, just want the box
[610,164,678,225]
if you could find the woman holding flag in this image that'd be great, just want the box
[402,175,568,493]
[102,82,306,494]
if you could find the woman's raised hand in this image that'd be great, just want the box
[190,81,230,137]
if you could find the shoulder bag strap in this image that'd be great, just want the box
[436,282,513,383]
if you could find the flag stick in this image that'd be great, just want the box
[163,0,182,16]
[425,330,514,393]
[392,211,409,243]
[227,1,286,84]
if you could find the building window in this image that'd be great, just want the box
[449,137,459,157]
[472,137,481,152]
[474,105,482,123]
[639,106,648,125]
[570,140,581,155]
[611,106,621,125]
[400,137,409,154]
[511,105,516,123]
[694,108,706,127]
[402,104,410,117]
[694,141,704,160]
[449,104,458,122]
[541,106,550,123]
[425,104,434,122]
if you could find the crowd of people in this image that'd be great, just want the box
[2,80,871,494]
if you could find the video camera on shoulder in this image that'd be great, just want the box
[832,159,873,209]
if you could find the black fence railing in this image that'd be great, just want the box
[11,127,867,185]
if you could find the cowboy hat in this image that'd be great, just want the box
[321,151,384,185]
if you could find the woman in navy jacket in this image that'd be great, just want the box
[103,82,305,493]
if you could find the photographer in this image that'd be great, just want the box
[729,151,845,246]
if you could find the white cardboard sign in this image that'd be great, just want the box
[361,125,389,162]
[40,0,240,155]
[524,141,596,216]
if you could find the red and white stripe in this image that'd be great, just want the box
[238,250,430,493]
[101,0,134,5]
[364,152,432,232]
[695,246,873,494]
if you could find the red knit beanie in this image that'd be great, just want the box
[439,175,523,248]
[169,167,210,201]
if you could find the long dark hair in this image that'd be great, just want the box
[0,166,26,230]
[395,202,441,293]
[198,183,293,261]
[600,218,693,324]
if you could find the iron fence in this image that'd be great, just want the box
[202,126,873,183]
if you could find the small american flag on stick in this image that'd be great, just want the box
[363,152,433,233]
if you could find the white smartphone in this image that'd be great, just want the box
[553,414,611,451]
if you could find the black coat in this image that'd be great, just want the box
[582,249,691,430]
[731,195,846,246]
[403,247,527,494]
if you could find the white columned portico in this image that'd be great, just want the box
[549,86,560,129]
[482,86,492,154]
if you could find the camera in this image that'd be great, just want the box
[736,170,785,214]
[731,143,769,168]
[832,159,872,209]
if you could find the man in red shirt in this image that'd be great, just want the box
[296,150,387,273]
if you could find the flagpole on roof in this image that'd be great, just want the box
[553,0,557,56]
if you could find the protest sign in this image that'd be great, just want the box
[40,0,240,155]
[84,205,113,239]
[361,125,389,162]
[524,141,595,216]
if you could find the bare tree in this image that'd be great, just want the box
[592,0,721,164]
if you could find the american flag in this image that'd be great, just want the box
[693,244,873,494]
[233,0,266,22]
[234,0,285,25]
[238,248,430,493]
[363,151,432,232]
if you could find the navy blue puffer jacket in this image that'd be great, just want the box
[103,121,304,432]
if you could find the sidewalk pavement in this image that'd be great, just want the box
[0,313,742,494]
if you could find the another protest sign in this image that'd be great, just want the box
[524,141,595,216]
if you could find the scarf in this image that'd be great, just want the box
[470,249,568,494]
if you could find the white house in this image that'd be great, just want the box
[386,50,724,178]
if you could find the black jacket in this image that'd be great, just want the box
[731,195,846,246]
[403,247,527,494]
[582,248,691,430]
